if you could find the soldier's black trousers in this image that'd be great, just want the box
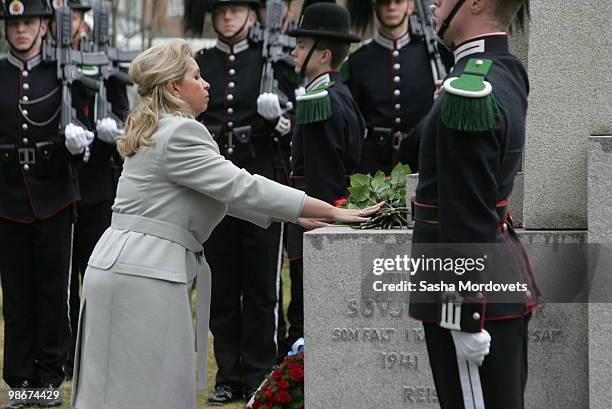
[423,314,531,409]
[276,257,305,359]
[65,199,113,375]
[205,216,283,390]
[285,259,304,345]
[0,207,72,388]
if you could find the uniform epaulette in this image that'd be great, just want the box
[79,65,99,76]
[440,58,504,132]
[296,81,334,125]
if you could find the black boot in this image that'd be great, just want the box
[4,380,31,409]
[244,387,259,405]
[207,384,242,406]
[36,384,63,407]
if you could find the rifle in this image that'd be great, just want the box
[249,0,295,108]
[412,0,447,82]
[42,3,108,132]
[91,1,137,124]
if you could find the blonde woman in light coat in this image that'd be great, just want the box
[70,40,381,409]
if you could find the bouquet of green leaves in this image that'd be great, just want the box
[342,163,411,229]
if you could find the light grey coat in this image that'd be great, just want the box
[71,116,306,409]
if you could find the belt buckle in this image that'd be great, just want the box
[226,131,235,156]
[392,131,405,151]
[18,148,35,165]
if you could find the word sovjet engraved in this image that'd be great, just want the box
[347,299,406,318]
[331,327,396,342]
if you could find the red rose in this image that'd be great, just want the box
[275,391,292,405]
[263,387,274,400]
[290,366,304,382]
[276,379,290,390]
[334,197,348,207]
[271,370,282,381]
[252,398,261,409]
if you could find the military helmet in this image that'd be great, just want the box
[183,0,260,36]
[0,0,52,19]
[211,0,260,9]
[50,0,91,12]
[288,1,360,43]
[259,0,291,5]
[67,0,91,12]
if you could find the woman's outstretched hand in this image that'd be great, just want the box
[331,202,385,225]
[297,202,384,230]
[297,218,330,230]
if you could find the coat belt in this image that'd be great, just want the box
[111,213,203,252]
[110,212,211,391]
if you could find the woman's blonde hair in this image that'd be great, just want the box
[117,39,195,157]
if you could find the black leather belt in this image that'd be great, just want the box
[412,199,509,225]
[0,141,57,166]
[367,127,409,151]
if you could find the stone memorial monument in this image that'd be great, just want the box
[302,2,611,408]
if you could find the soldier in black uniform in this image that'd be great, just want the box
[184,0,297,404]
[256,0,293,31]
[0,0,94,407]
[49,0,130,381]
[408,1,539,408]
[255,0,303,361]
[344,0,435,175]
[285,0,365,358]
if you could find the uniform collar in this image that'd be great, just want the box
[7,51,42,70]
[306,72,337,92]
[453,32,509,63]
[373,30,411,50]
[215,38,250,55]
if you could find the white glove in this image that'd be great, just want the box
[65,123,94,155]
[450,329,491,366]
[96,117,122,144]
[257,92,284,121]
[275,116,291,136]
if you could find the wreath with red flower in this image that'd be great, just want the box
[247,352,304,409]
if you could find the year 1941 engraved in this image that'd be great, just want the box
[381,351,418,370]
